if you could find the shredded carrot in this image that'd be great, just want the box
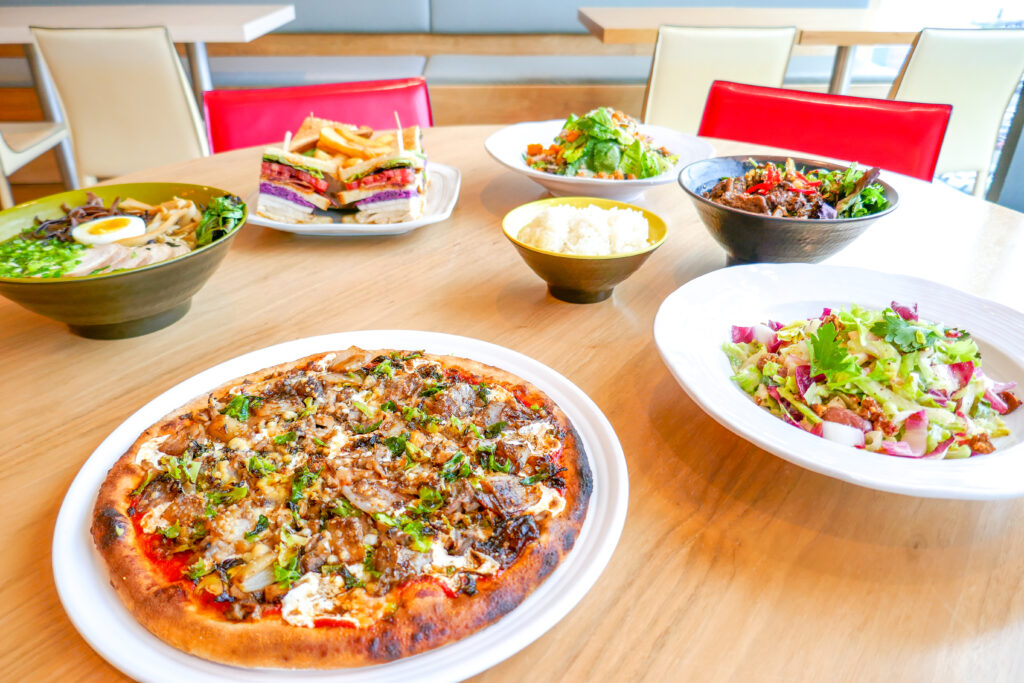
[526,143,543,155]
[564,130,581,142]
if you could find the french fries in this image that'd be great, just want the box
[317,127,367,158]
[287,114,422,178]
[318,126,394,159]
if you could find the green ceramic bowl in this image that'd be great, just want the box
[502,197,668,303]
[0,183,246,338]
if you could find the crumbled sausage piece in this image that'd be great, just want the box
[1000,391,1022,414]
[876,418,899,436]
[963,433,995,454]
[820,313,843,330]
[857,397,884,423]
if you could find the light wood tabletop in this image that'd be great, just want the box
[3,125,1024,681]
[0,4,295,44]
[577,5,981,46]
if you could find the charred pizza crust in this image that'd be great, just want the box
[92,347,592,668]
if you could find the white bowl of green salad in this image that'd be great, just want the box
[485,108,714,202]
[653,263,1024,500]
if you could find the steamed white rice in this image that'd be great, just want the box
[515,205,651,256]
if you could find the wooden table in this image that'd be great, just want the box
[578,5,980,94]
[4,125,1024,681]
[0,4,295,188]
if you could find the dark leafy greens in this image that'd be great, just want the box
[195,194,245,246]
[807,164,889,218]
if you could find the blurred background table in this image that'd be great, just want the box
[578,5,979,94]
[0,3,295,187]
[4,125,1024,681]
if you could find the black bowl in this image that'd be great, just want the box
[678,155,899,264]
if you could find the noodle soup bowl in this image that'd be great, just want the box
[0,183,246,339]
[502,196,667,303]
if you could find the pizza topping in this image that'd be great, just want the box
[220,394,264,422]
[523,484,567,517]
[140,502,171,534]
[245,514,269,540]
[120,349,575,629]
[134,435,170,466]
[477,515,540,568]
[281,572,389,628]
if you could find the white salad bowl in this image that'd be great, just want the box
[484,119,714,202]
[653,263,1024,500]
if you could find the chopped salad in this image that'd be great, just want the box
[723,303,1021,458]
[524,107,676,180]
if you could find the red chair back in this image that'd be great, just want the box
[697,81,951,181]
[202,77,433,153]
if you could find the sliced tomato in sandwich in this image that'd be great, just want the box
[345,167,416,191]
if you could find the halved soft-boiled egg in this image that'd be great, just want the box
[70,215,146,246]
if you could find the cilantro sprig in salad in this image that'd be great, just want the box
[723,303,1021,458]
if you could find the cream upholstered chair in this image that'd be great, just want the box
[643,25,797,134]
[30,26,208,185]
[0,121,68,208]
[889,28,1024,196]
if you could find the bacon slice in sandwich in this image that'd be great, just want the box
[256,148,338,224]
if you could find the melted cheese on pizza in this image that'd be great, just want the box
[125,349,570,627]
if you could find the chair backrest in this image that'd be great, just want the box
[643,25,796,135]
[31,26,208,181]
[889,28,1024,179]
[202,77,433,153]
[698,80,952,181]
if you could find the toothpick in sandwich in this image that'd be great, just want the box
[394,111,404,155]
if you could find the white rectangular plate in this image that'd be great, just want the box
[247,163,461,236]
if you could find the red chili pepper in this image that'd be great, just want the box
[791,187,817,195]
[745,182,773,194]
[806,179,822,187]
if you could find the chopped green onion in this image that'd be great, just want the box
[220,394,263,422]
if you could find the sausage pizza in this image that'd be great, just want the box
[92,347,592,668]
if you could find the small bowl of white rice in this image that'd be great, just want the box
[502,197,667,303]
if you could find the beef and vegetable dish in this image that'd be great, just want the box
[704,159,889,219]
